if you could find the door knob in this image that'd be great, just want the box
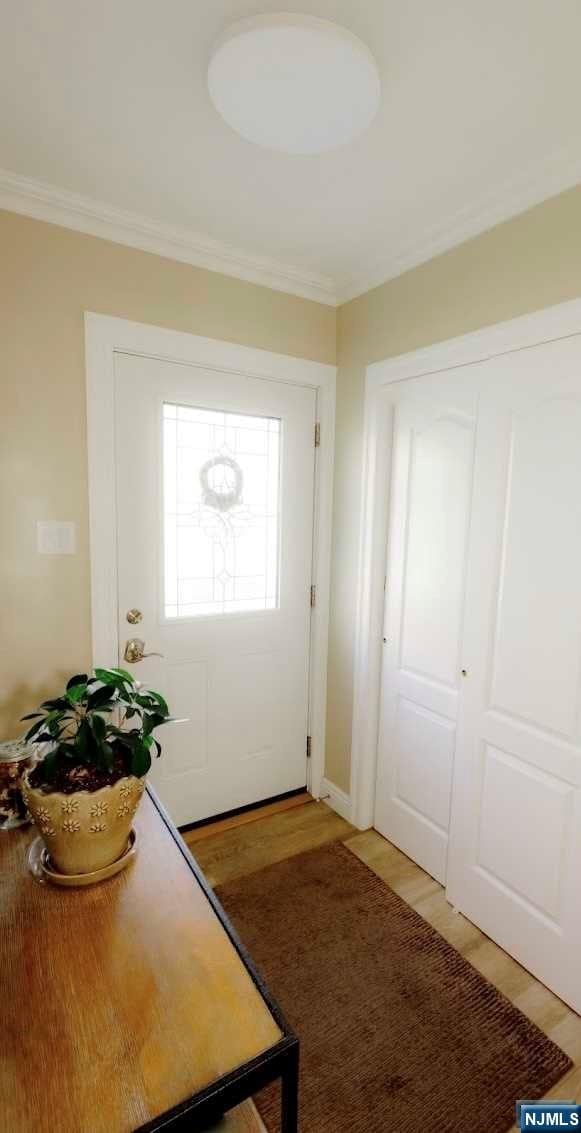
[123,637,164,664]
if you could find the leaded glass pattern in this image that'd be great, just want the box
[163,403,281,618]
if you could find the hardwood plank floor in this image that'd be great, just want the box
[186,797,353,887]
[216,1100,267,1133]
[185,792,312,846]
[198,799,581,1131]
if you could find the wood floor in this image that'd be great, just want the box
[185,798,581,1132]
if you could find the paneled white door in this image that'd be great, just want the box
[375,371,478,883]
[447,335,581,1012]
[114,352,316,826]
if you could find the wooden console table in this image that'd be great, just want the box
[1,787,299,1132]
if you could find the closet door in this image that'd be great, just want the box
[375,371,478,883]
[447,335,581,1012]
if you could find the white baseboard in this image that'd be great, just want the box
[319,777,353,823]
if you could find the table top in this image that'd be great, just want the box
[1,788,283,1132]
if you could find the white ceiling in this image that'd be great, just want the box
[2,1,581,305]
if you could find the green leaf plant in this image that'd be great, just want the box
[22,668,172,784]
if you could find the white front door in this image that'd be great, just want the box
[375,371,478,882]
[447,334,581,1012]
[114,351,316,826]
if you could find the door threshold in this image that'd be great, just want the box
[180,788,310,844]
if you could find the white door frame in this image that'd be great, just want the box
[350,296,581,830]
[84,311,336,802]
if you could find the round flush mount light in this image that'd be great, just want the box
[207,14,381,155]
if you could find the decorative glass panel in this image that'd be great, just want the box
[163,403,281,618]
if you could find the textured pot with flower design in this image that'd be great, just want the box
[23,773,146,875]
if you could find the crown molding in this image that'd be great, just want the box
[336,143,581,304]
[0,167,338,307]
[3,145,581,311]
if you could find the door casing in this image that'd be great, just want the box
[84,312,336,803]
[351,296,581,831]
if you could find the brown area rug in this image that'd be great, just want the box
[216,841,571,1133]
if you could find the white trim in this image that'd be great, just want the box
[319,777,352,823]
[85,312,336,804]
[367,296,581,388]
[336,143,581,303]
[350,295,581,829]
[349,386,394,830]
[0,167,337,306]
[308,380,335,800]
[4,148,581,310]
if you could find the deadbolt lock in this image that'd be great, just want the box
[126,608,143,625]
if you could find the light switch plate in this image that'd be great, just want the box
[36,520,76,555]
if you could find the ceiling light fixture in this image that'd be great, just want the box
[207,14,381,156]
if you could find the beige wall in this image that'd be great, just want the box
[5,188,581,790]
[326,184,581,792]
[0,210,336,739]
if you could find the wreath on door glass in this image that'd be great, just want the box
[199,455,244,513]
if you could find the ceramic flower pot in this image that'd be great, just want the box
[22,773,146,875]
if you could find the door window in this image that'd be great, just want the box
[163,403,281,618]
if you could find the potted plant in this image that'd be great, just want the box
[21,667,171,876]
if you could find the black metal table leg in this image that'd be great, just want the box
[281,1041,299,1133]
